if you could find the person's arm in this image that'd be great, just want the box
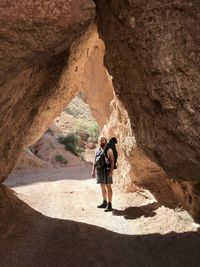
[91,152,96,178]
[107,148,114,177]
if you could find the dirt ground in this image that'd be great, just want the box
[2,164,200,267]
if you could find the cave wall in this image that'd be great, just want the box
[95,0,200,182]
[102,95,136,192]
[0,0,95,182]
[101,92,200,217]
[79,29,114,128]
[0,58,67,182]
[77,33,200,217]
[0,0,95,86]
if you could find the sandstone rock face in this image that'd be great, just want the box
[102,95,137,192]
[80,33,114,127]
[102,96,200,217]
[100,91,176,205]
[25,25,99,146]
[95,0,200,182]
[0,0,95,182]
[0,0,95,86]
[82,37,200,217]
[77,37,178,209]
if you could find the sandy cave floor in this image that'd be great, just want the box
[5,165,200,235]
[4,164,200,267]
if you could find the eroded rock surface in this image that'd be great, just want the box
[0,0,95,86]
[95,0,200,182]
[0,1,95,182]
[102,95,136,191]
[80,32,114,127]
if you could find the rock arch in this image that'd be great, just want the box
[1,0,200,217]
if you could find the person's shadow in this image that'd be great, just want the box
[112,202,160,220]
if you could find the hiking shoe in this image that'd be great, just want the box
[104,202,112,212]
[97,200,107,208]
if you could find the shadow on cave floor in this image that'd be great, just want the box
[112,202,161,220]
[6,165,92,188]
[1,185,200,267]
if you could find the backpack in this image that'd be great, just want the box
[95,149,106,169]
[104,143,118,169]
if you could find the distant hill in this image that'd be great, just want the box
[50,93,100,143]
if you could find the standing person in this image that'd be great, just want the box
[92,136,117,212]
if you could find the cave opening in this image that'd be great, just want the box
[3,25,199,240]
[1,0,200,264]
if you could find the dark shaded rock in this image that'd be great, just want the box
[95,0,200,181]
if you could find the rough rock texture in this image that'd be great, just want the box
[100,93,198,215]
[103,98,200,217]
[95,0,200,182]
[80,34,114,127]
[170,180,200,219]
[75,36,192,215]
[102,95,137,191]
[25,25,98,146]
[0,1,95,182]
[128,147,200,218]
[0,0,95,86]
[59,28,200,218]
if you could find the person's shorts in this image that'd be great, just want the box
[96,168,113,184]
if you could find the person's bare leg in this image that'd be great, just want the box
[104,184,113,211]
[105,184,112,203]
[97,184,107,208]
[100,184,107,201]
